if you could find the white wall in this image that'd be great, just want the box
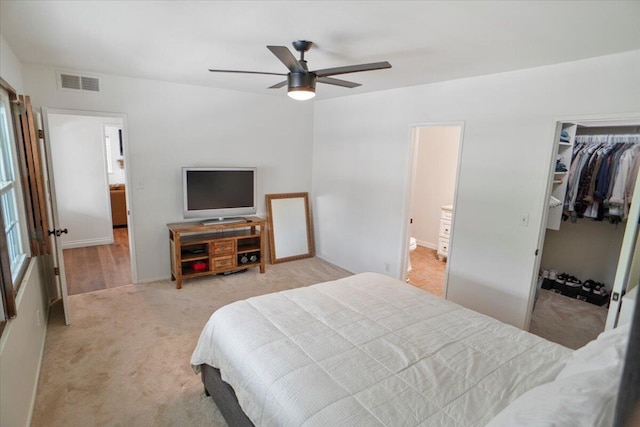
[0,37,49,427]
[0,34,24,93]
[0,259,49,427]
[312,50,640,329]
[410,126,460,248]
[541,220,625,290]
[22,63,314,282]
[47,113,121,249]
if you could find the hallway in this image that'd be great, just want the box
[63,228,131,295]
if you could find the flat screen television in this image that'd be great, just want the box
[182,167,257,223]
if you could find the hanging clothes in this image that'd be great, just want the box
[564,134,640,222]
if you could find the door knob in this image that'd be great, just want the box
[48,228,68,237]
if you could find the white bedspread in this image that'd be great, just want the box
[191,272,571,426]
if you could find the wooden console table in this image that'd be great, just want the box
[167,217,266,289]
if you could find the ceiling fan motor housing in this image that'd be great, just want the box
[288,72,316,91]
[292,40,313,53]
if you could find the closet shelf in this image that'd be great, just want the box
[548,123,576,231]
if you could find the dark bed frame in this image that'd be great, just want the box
[201,364,254,427]
[200,293,640,427]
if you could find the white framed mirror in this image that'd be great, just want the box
[266,192,315,264]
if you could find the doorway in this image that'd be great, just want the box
[404,123,463,297]
[529,117,640,349]
[44,110,135,297]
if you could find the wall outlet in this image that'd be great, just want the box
[384,263,390,273]
[519,214,529,227]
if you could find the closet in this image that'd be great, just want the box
[537,120,640,342]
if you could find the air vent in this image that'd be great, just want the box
[57,71,101,93]
[81,76,100,92]
[60,73,81,90]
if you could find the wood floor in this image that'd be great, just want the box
[63,227,132,295]
[407,245,446,297]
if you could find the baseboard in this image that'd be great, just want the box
[136,275,172,284]
[26,296,49,427]
[416,240,437,250]
[0,258,49,427]
[61,237,114,250]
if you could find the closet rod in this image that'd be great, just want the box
[575,134,640,144]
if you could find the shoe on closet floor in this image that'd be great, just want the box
[593,283,606,296]
[588,283,610,306]
[578,279,595,302]
[541,269,555,290]
[552,273,567,294]
[562,276,582,298]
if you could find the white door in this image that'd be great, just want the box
[606,165,640,330]
[40,108,70,325]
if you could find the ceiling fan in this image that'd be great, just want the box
[208,40,392,100]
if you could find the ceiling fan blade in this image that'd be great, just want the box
[313,61,392,77]
[268,80,288,89]
[316,77,361,88]
[267,46,305,73]
[208,69,286,76]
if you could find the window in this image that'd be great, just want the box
[0,88,29,288]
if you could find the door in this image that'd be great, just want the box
[606,164,640,330]
[403,123,464,296]
[42,109,135,298]
[529,116,640,331]
[40,108,70,325]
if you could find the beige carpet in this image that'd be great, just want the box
[529,289,608,350]
[32,257,606,426]
[31,257,351,427]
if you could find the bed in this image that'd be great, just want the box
[191,272,630,426]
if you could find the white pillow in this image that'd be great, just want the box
[556,323,630,379]
[486,325,630,427]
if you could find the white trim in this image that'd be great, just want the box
[24,259,49,427]
[61,237,114,249]
[606,163,640,330]
[136,275,173,284]
[0,87,31,283]
[401,120,465,300]
[0,257,49,427]
[416,241,438,251]
[42,108,137,284]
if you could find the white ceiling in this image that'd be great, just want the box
[2,1,639,100]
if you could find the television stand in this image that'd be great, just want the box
[167,216,266,289]
[201,217,245,226]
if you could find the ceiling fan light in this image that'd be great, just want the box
[288,88,316,101]
[287,72,316,101]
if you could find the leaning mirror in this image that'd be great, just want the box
[266,192,315,264]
